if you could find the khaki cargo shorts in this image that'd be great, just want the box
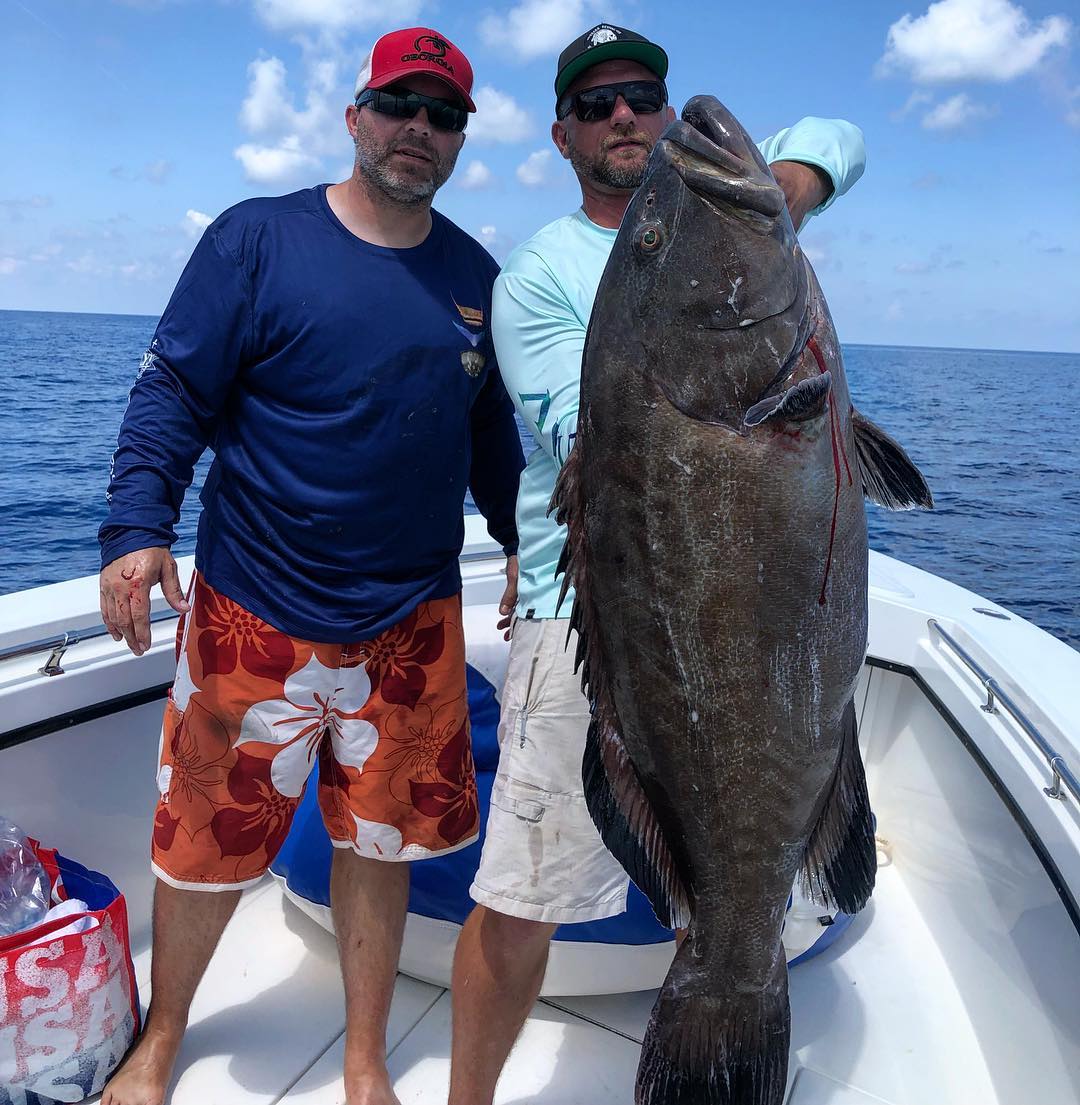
[469,616,630,924]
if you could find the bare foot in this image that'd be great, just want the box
[101,1028,182,1105]
[343,1058,401,1105]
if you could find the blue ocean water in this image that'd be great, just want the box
[1,309,1076,648]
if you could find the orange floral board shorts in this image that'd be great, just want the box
[151,573,479,890]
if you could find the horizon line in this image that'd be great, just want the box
[0,306,1076,358]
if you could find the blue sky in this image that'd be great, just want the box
[2,0,1078,351]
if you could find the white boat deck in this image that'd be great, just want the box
[110,857,998,1105]
[4,525,1077,1105]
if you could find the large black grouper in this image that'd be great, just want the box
[551,95,933,1105]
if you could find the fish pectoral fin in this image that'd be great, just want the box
[744,371,832,428]
[550,420,689,929]
[801,700,876,915]
[851,408,935,510]
[583,704,692,930]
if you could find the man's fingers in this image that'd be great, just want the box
[161,556,190,614]
[130,587,153,654]
[496,609,514,643]
[110,579,151,655]
[100,591,122,642]
[112,592,141,655]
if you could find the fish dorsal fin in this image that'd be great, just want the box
[744,371,832,428]
[851,408,934,510]
[549,446,692,930]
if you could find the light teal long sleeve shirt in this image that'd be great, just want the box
[493,117,866,619]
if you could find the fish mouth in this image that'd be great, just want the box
[659,98,785,219]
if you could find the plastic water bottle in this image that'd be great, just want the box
[0,816,50,937]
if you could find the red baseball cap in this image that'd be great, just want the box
[354,28,476,113]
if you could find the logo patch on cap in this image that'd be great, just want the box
[402,34,455,75]
[587,25,620,47]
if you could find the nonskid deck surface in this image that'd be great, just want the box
[90,861,999,1105]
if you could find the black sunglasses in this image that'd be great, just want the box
[355,87,468,133]
[556,80,668,123]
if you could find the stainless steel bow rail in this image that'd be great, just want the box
[930,619,1079,805]
[0,549,510,677]
[0,612,178,676]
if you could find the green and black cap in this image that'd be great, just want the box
[554,24,668,99]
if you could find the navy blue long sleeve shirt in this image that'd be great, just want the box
[99,185,524,642]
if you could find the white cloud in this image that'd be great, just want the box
[144,159,173,183]
[234,53,346,184]
[29,243,62,262]
[252,0,422,31]
[0,257,19,275]
[235,136,322,184]
[468,86,534,145]
[1066,85,1080,127]
[239,55,341,156]
[516,148,554,186]
[891,89,934,120]
[66,253,107,275]
[886,300,905,321]
[458,160,495,190]
[110,161,173,184]
[879,0,1072,83]
[894,247,965,272]
[476,224,515,260]
[118,259,165,280]
[480,0,605,59]
[895,259,935,274]
[1,195,53,223]
[911,171,944,188]
[183,209,213,238]
[921,92,996,129]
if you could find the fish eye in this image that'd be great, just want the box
[637,223,664,255]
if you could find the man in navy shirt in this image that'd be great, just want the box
[99,27,523,1105]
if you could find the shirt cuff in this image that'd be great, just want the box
[99,531,172,572]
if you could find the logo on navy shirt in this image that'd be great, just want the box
[452,300,486,376]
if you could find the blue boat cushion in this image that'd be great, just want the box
[271,665,852,952]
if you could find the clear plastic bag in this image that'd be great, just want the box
[0,815,50,937]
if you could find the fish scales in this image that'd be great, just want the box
[551,96,932,1105]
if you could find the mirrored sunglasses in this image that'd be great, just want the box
[355,87,468,133]
[556,80,668,123]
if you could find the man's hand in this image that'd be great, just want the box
[100,547,190,657]
[497,555,519,642]
[769,160,833,233]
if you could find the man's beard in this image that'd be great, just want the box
[353,124,458,206]
[567,127,654,190]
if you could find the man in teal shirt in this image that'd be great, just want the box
[448,25,866,1103]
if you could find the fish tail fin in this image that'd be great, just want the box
[637,934,789,1105]
[851,408,934,510]
[802,699,877,915]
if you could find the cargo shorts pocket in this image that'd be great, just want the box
[490,777,547,824]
